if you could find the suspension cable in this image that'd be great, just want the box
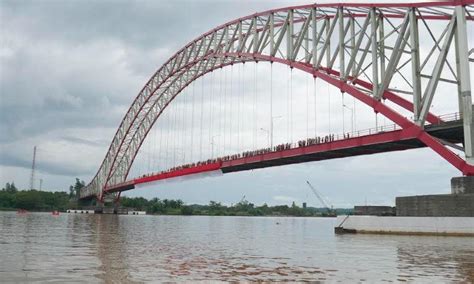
[270,63,273,148]
[182,88,187,164]
[180,91,184,165]
[254,63,257,150]
[287,68,290,142]
[178,94,182,165]
[175,96,180,166]
[209,70,213,160]
[353,96,356,136]
[165,107,170,169]
[290,68,293,142]
[169,102,174,167]
[230,65,233,152]
[147,122,151,172]
[306,74,309,139]
[219,68,223,157]
[314,77,317,137]
[171,104,175,167]
[223,67,227,155]
[172,101,177,167]
[159,114,163,171]
[190,81,195,162]
[342,92,345,134]
[200,77,204,161]
[242,63,246,151]
[237,63,241,152]
[375,112,379,132]
[151,119,156,171]
[328,83,331,134]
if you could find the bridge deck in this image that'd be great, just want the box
[104,120,463,194]
[222,120,463,172]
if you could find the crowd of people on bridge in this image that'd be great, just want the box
[297,134,341,147]
[138,132,355,179]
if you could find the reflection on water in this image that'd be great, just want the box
[93,215,138,283]
[0,212,473,282]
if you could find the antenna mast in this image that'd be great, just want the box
[30,146,37,190]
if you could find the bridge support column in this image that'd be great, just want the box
[94,200,104,214]
[451,176,474,195]
[455,6,474,167]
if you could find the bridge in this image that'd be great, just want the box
[80,1,474,202]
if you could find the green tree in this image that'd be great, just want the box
[68,185,75,199]
[73,178,85,198]
[3,182,18,193]
[208,201,225,215]
[15,190,43,210]
[0,190,15,208]
[180,206,194,215]
[209,201,223,210]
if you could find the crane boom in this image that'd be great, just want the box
[306,181,331,211]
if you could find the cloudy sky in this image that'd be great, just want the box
[0,0,471,207]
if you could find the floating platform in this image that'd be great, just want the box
[128,211,146,215]
[66,209,94,214]
[335,216,474,236]
[67,208,146,215]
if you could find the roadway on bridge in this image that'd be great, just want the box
[104,118,463,194]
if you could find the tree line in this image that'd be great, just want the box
[0,179,86,211]
[1,179,351,216]
[121,197,351,217]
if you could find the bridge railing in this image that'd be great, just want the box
[437,112,461,123]
[124,112,461,185]
[342,112,461,141]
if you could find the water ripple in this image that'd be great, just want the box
[1,213,473,282]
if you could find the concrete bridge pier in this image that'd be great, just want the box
[94,201,105,214]
[451,176,474,194]
[94,194,127,214]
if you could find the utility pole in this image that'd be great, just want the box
[39,179,43,191]
[30,146,37,190]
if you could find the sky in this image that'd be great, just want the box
[0,0,471,208]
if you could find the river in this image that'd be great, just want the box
[0,212,473,282]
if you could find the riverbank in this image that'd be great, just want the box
[9,208,341,218]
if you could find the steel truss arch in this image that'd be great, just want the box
[81,1,474,199]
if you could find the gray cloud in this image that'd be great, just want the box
[59,135,109,147]
[0,0,469,207]
[0,148,91,176]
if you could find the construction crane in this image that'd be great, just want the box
[232,195,246,207]
[306,181,336,216]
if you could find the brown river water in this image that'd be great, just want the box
[0,212,473,282]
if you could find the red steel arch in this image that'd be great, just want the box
[80,1,474,199]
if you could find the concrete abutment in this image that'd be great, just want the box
[395,176,474,217]
[451,176,474,194]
